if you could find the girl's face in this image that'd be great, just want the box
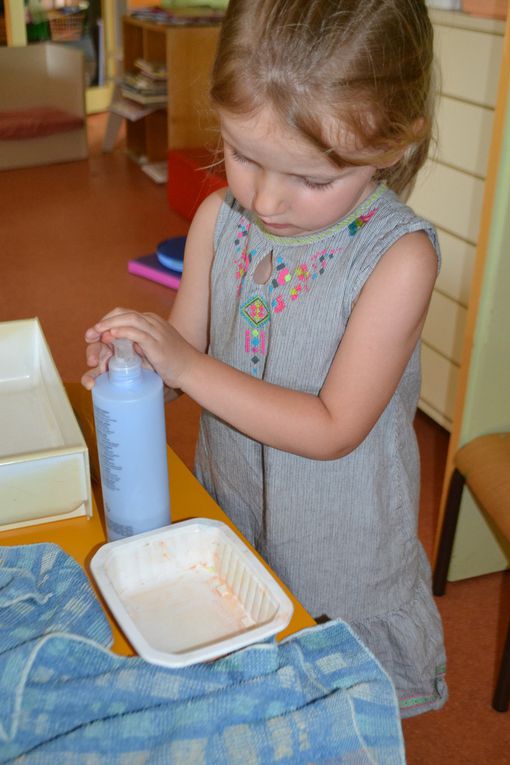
[220,107,377,238]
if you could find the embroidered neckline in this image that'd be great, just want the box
[233,184,385,376]
[255,183,387,246]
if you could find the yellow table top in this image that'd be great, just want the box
[0,383,315,655]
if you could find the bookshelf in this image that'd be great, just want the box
[122,16,221,163]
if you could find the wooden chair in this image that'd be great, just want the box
[433,432,510,712]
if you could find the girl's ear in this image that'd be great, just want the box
[377,117,426,169]
[376,147,407,170]
[413,116,426,135]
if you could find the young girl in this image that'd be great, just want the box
[83,0,447,717]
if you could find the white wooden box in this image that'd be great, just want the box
[0,318,92,530]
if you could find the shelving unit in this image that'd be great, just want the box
[121,17,220,163]
[419,9,510,581]
[408,9,507,431]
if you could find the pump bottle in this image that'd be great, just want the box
[92,339,170,540]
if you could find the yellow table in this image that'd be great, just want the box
[0,383,315,655]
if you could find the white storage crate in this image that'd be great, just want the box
[0,318,92,530]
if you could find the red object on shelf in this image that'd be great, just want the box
[167,148,227,221]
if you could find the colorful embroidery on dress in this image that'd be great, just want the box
[241,296,270,327]
[234,218,250,250]
[269,256,292,290]
[240,296,270,375]
[268,248,338,313]
[398,663,446,711]
[347,208,377,236]
[257,187,383,245]
[234,201,379,373]
[272,295,286,313]
[234,217,256,296]
[268,255,292,313]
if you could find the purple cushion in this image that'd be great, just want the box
[0,106,84,140]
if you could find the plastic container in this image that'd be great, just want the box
[0,318,92,531]
[155,235,186,272]
[90,518,294,667]
[92,339,170,541]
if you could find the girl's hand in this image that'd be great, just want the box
[81,338,112,390]
[81,308,121,390]
[88,308,197,390]
[82,307,132,390]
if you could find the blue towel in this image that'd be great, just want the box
[0,544,406,764]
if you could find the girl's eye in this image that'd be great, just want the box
[302,178,335,191]
[230,148,251,164]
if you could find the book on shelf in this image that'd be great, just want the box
[133,58,168,81]
[121,84,167,106]
[123,72,167,94]
[129,6,225,25]
[110,96,158,121]
[121,59,167,107]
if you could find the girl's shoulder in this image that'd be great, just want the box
[358,186,441,271]
[190,189,256,265]
[341,187,441,313]
[192,187,229,230]
[179,188,228,274]
[213,189,249,239]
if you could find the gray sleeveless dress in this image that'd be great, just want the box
[195,184,447,717]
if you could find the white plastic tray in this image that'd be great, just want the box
[90,518,294,667]
[0,318,92,530]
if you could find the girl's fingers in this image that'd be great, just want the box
[81,370,97,390]
[95,310,163,334]
[96,313,167,349]
[105,327,161,355]
[101,306,133,320]
[85,311,171,384]
[86,342,100,366]
[83,310,139,392]
[85,328,100,342]
[85,308,134,338]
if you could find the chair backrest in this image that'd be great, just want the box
[456,433,510,540]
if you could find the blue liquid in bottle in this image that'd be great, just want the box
[92,339,170,540]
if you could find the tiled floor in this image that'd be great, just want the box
[1,114,508,763]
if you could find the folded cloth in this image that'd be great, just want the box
[0,543,112,649]
[0,544,406,764]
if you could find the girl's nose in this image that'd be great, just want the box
[252,172,286,218]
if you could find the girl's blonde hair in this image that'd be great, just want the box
[211,0,435,195]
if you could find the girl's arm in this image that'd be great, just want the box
[161,189,225,402]
[82,189,225,390]
[93,230,437,460]
[167,189,225,350]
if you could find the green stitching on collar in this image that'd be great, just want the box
[256,183,387,246]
